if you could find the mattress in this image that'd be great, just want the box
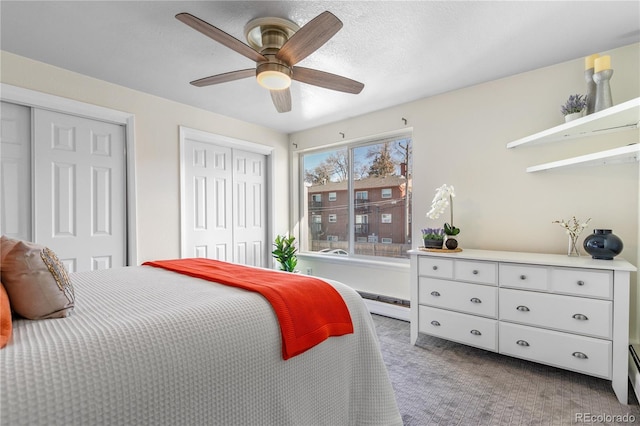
[0,265,402,426]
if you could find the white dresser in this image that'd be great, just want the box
[409,248,636,404]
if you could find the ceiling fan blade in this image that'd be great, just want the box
[176,13,266,63]
[190,69,255,87]
[276,11,342,66]
[292,67,364,94]
[270,88,292,113]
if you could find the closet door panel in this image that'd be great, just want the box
[182,139,233,261]
[232,149,267,268]
[0,102,31,241]
[33,109,126,272]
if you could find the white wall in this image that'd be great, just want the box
[291,43,640,341]
[0,51,291,264]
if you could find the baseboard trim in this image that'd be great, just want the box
[363,298,410,322]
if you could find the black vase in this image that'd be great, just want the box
[583,229,623,260]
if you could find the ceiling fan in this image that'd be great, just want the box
[176,11,365,113]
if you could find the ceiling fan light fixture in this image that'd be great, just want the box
[256,62,292,90]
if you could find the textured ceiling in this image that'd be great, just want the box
[1,1,639,133]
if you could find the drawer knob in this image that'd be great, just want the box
[430,320,441,327]
[516,340,530,347]
[470,297,482,304]
[432,266,438,271]
[470,329,482,336]
[572,351,588,359]
[519,275,527,280]
[472,270,479,275]
[516,305,530,312]
[572,313,589,321]
[577,280,585,286]
[430,291,441,297]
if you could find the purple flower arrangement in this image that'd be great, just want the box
[561,94,588,116]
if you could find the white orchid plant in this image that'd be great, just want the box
[426,184,460,236]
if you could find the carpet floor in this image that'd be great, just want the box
[371,314,640,425]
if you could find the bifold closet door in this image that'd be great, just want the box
[33,109,126,272]
[182,138,267,267]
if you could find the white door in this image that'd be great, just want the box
[33,109,126,272]
[232,149,267,267]
[182,139,233,261]
[0,102,31,241]
[181,132,268,267]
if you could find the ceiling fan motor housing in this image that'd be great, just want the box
[248,19,296,90]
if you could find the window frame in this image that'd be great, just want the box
[298,131,412,261]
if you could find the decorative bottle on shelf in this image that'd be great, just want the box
[593,55,613,112]
[583,229,623,260]
[584,54,598,115]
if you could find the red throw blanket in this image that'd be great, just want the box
[143,258,354,359]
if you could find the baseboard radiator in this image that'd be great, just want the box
[358,292,410,322]
[630,344,640,402]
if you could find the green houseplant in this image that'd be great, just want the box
[272,234,298,272]
[421,228,444,249]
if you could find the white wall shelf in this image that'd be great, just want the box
[526,143,639,173]
[507,97,639,149]
[506,97,639,172]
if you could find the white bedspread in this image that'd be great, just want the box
[1,265,402,426]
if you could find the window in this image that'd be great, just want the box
[355,214,368,235]
[302,133,412,259]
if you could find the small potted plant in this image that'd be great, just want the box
[421,228,444,249]
[561,94,588,122]
[272,234,298,272]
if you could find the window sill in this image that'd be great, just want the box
[298,252,409,272]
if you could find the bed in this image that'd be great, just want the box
[0,260,402,425]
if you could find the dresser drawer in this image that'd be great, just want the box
[550,267,613,300]
[454,260,497,285]
[499,263,549,291]
[499,322,612,379]
[418,256,453,279]
[418,277,497,318]
[499,288,612,339]
[418,306,497,351]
